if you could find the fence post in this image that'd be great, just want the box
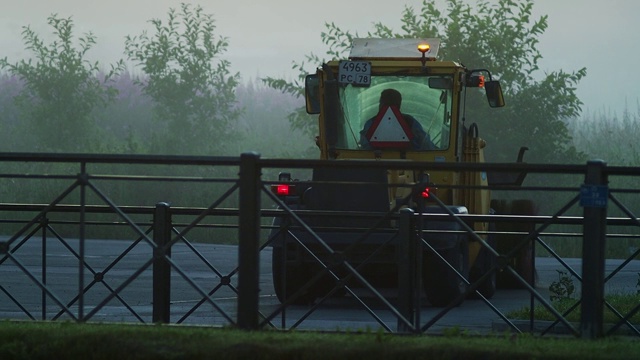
[238,152,262,330]
[580,160,608,339]
[397,208,419,333]
[153,202,172,323]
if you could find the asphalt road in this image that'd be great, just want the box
[1,238,638,333]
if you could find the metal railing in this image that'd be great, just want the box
[0,152,639,339]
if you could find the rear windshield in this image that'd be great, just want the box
[335,75,453,151]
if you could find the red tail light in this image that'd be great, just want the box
[414,185,437,202]
[271,184,295,196]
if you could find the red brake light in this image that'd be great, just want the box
[277,185,290,196]
[271,184,295,196]
[417,185,437,201]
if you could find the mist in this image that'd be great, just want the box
[1,0,639,166]
[1,0,638,112]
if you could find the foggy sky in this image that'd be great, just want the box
[1,0,638,114]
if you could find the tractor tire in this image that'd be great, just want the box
[423,239,469,307]
[468,236,497,299]
[470,266,497,299]
[492,199,537,289]
[272,247,317,305]
[510,199,537,286]
[272,247,339,305]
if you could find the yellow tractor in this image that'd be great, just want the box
[269,38,534,306]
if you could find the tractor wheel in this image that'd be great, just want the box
[468,235,497,299]
[493,199,537,289]
[423,239,469,307]
[470,266,497,299]
[511,199,537,286]
[272,247,317,305]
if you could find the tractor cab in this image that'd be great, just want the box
[305,38,504,164]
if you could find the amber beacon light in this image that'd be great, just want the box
[418,43,430,66]
[417,43,430,53]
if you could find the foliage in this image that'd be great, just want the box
[508,293,640,324]
[264,0,587,163]
[0,72,311,240]
[262,53,322,142]
[0,15,124,152]
[0,74,22,151]
[124,3,242,155]
[234,79,313,157]
[92,71,156,154]
[549,270,575,301]
[568,104,640,166]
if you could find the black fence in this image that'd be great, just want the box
[0,152,639,339]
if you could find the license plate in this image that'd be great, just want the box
[338,61,371,86]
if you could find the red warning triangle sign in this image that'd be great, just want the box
[365,105,413,148]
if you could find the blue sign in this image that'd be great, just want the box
[579,184,608,208]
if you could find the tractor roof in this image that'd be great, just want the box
[348,38,441,61]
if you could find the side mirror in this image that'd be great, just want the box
[305,75,321,114]
[485,80,505,108]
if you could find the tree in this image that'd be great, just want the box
[263,54,322,145]
[569,105,640,166]
[264,0,586,163]
[0,74,22,151]
[0,15,123,152]
[124,3,241,155]
[234,79,312,158]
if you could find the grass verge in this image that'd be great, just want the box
[1,321,640,360]
[507,294,640,323]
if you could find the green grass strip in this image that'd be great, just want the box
[1,321,640,360]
